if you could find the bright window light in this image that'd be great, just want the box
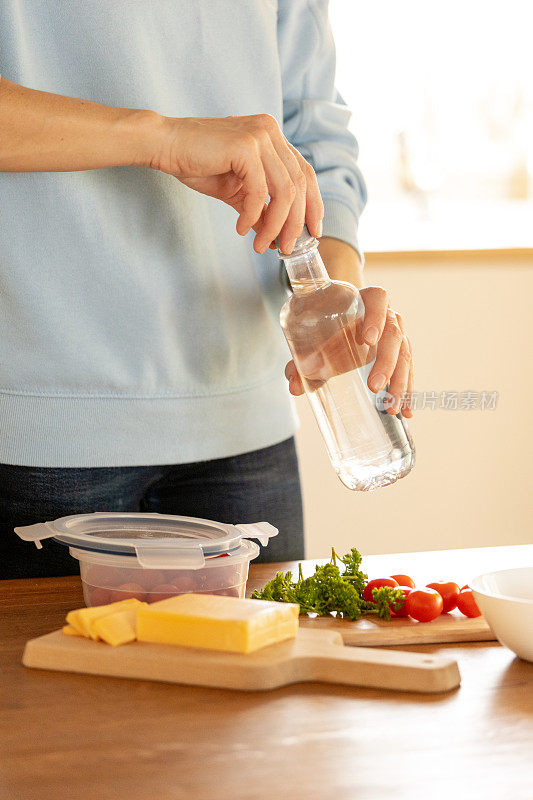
[330,0,533,251]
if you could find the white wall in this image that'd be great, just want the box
[296,250,533,558]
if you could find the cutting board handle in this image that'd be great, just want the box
[296,642,461,693]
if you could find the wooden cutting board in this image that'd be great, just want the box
[22,627,461,694]
[299,610,495,646]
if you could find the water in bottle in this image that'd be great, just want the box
[279,229,415,491]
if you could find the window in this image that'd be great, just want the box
[331,0,533,252]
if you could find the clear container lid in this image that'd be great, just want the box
[14,512,278,568]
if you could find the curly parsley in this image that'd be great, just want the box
[251,547,405,621]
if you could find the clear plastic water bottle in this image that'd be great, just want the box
[279,228,415,491]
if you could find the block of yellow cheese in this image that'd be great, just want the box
[137,593,299,653]
[66,598,143,640]
[92,606,142,646]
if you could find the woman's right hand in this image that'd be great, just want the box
[149,114,324,255]
[0,81,320,253]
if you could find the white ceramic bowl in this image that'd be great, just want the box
[471,566,533,662]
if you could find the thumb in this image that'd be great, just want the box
[284,360,304,396]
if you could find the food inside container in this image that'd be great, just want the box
[75,545,258,606]
[14,512,278,606]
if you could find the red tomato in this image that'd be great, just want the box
[390,574,415,589]
[363,577,399,603]
[88,586,113,606]
[165,570,207,591]
[405,588,443,622]
[120,569,166,591]
[456,588,481,618]
[142,570,168,590]
[173,576,199,593]
[426,581,460,613]
[110,583,147,602]
[149,583,181,601]
[390,586,413,617]
[85,565,123,588]
[215,587,241,597]
[461,584,470,591]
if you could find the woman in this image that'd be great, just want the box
[0,0,413,578]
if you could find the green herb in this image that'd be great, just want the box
[332,547,367,596]
[252,547,406,621]
[371,586,406,621]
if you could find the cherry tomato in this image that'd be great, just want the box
[203,567,236,593]
[121,569,166,591]
[110,582,147,602]
[405,587,443,622]
[150,583,181,601]
[363,577,399,603]
[426,581,460,613]
[164,569,206,585]
[85,565,123,588]
[456,588,481,618]
[390,574,415,589]
[173,576,198,593]
[88,586,113,606]
[211,587,241,597]
[390,586,413,617]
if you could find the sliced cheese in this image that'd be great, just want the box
[64,610,86,635]
[92,606,142,646]
[66,598,143,640]
[62,624,83,637]
[137,593,299,654]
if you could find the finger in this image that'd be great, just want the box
[284,360,304,396]
[396,315,414,418]
[253,140,295,254]
[289,144,324,239]
[368,309,403,393]
[268,126,323,246]
[269,142,306,254]
[250,203,269,235]
[402,351,415,418]
[285,361,298,380]
[265,156,321,250]
[359,287,389,346]
[232,141,269,236]
[387,336,411,415]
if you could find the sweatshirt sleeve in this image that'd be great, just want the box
[277,0,367,259]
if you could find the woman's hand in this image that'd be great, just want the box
[150,114,324,255]
[0,81,322,254]
[285,285,414,418]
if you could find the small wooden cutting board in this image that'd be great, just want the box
[22,627,461,694]
[299,610,495,646]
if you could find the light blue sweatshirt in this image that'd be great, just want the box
[0,0,366,467]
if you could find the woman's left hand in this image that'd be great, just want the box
[284,285,414,418]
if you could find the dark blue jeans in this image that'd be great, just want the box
[0,438,304,579]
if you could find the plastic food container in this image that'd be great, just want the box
[15,512,277,606]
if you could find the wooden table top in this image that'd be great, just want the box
[1,545,533,800]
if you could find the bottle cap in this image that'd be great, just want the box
[277,225,318,259]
